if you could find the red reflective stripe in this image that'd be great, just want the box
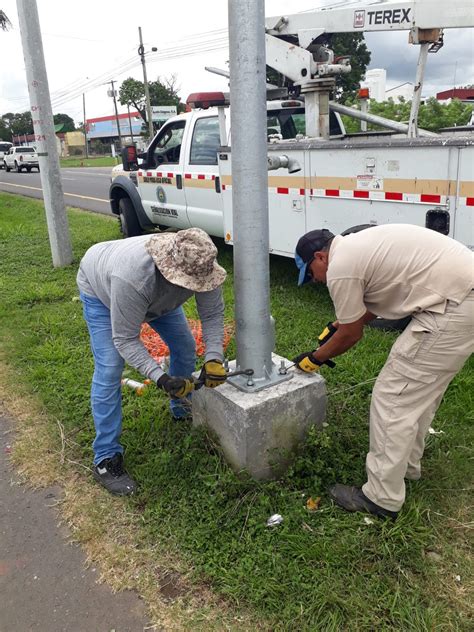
[325,189,339,197]
[353,190,369,198]
[222,184,226,190]
[167,172,174,179]
[420,194,441,203]
[211,175,216,180]
[184,173,192,179]
[138,171,142,176]
[466,197,474,206]
[277,187,289,194]
[156,172,162,177]
[385,192,403,201]
[197,174,205,180]
[299,188,305,195]
[146,171,152,177]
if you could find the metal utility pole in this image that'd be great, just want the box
[127,104,135,144]
[138,26,155,140]
[82,92,89,158]
[16,0,72,268]
[228,0,287,390]
[107,79,123,150]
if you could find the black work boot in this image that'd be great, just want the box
[329,484,398,520]
[93,453,136,496]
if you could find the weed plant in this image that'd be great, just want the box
[0,193,472,630]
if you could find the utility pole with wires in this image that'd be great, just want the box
[16,0,72,268]
[107,79,123,151]
[138,26,156,140]
[82,92,89,158]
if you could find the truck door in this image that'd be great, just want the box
[183,115,224,237]
[138,119,190,229]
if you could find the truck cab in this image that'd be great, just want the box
[110,97,345,238]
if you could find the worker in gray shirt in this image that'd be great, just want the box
[77,228,227,495]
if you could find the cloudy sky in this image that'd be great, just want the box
[0,0,473,126]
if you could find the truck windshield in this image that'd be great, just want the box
[267,108,343,139]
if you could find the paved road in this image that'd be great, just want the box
[0,166,114,215]
[0,409,151,632]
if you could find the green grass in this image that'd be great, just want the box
[59,156,120,168]
[0,192,472,630]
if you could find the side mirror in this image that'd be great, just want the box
[121,145,138,171]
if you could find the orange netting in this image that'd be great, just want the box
[140,319,234,363]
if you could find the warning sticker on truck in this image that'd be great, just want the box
[151,206,178,217]
[357,175,384,190]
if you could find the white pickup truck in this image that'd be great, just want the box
[3,146,39,173]
[110,93,473,253]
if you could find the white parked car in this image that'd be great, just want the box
[3,146,39,172]
[0,141,13,168]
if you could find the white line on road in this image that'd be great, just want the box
[62,170,111,177]
[62,177,76,181]
[0,181,109,203]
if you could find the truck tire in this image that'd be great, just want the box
[119,197,142,238]
[5,162,10,172]
[15,161,22,173]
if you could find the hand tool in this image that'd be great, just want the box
[193,367,254,389]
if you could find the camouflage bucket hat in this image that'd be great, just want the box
[145,228,227,292]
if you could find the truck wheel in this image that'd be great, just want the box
[15,161,22,173]
[118,197,142,238]
[26,167,32,172]
[5,162,10,172]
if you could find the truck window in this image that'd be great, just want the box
[267,108,343,139]
[150,120,186,166]
[0,143,12,152]
[190,117,220,165]
[19,147,35,153]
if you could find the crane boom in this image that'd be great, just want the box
[266,0,474,45]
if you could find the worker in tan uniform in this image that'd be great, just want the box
[294,224,473,520]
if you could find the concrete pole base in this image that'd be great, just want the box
[192,354,327,481]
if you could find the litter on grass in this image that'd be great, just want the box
[363,517,374,525]
[140,319,234,366]
[267,514,283,527]
[428,427,445,435]
[306,497,321,512]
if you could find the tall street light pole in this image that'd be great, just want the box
[16,0,72,268]
[138,26,156,140]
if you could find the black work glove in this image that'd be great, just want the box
[292,350,323,373]
[157,374,195,399]
[198,360,227,389]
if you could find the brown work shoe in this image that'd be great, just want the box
[329,484,398,520]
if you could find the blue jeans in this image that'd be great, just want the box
[80,292,196,465]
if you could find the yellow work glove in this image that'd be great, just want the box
[292,350,322,373]
[199,360,227,388]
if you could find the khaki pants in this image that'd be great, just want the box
[362,292,474,512]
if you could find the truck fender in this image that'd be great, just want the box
[109,175,155,230]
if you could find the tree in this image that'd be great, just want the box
[340,97,473,133]
[0,9,11,30]
[1,111,33,138]
[119,75,185,130]
[266,33,370,103]
[331,33,371,103]
[53,113,75,132]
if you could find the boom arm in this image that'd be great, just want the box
[266,0,474,47]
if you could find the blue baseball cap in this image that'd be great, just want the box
[295,229,335,286]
